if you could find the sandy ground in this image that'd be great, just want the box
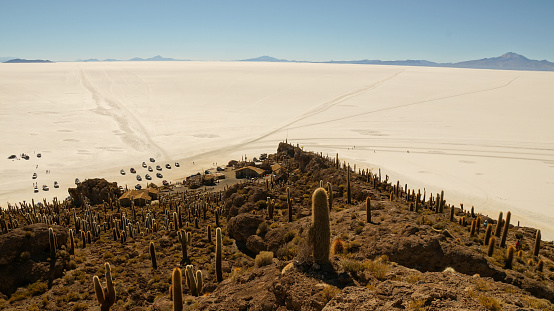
[1,61,553,239]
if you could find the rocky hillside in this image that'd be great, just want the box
[0,142,553,310]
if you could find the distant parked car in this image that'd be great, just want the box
[142,162,147,168]
[135,184,142,190]
[54,181,59,188]
[148,166,153,172]
[130,168,136,173]
[162,180,169,186]
[119,186,124,192]
[150,158,155,162]
[156,165,162,171]
[175,162,180,167]
[145,174,151,180]
[156,173,163,178]
[136,175,142,181]
[165,164,171,169]
[32,172,37,179]
[120,169,125,175]
[34,186,39,193]
[217,166,224,171]
[42,185,49,191]
[37,153,42,158]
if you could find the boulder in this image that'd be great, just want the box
[68,178,121,207]
[246,235,267,254]
[227,214,264,243]
[0,223,68,297]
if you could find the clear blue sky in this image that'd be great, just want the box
[1,0,553,62]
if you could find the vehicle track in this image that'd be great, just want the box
[288,76,519,130]
[182,70,405,160]
[79,69,170,160]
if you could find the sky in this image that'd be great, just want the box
[1,0,553,63]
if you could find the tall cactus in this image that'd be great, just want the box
[484,224,493,245]
[150,241,158,269]
[494,212,503,237]
[48,227,57,260]
[505,245,515,269]
[216,227,223,282]
[327,182,333,211]
[470,220,476,237]
[69,229,75,255]
[172,268,183,311]
[93,262,116,311]
[287,187,293,222]
[500,211,511,248]
[346,166,351,204]
[177,230,192,264]
[266,197,274,220]
[366,197,371,223]
[533,229,541,257]
[487,236,496,257]
[311,187,330,265]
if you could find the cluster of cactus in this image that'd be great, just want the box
[93,263,116,311]
[185,265,203,296]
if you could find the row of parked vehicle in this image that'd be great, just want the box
[34,181,59,193]
[119,158,179,188]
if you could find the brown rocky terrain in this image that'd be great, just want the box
[0,142,553,310]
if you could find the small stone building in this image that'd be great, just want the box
[119,188,158,207]
[235,166,265,179]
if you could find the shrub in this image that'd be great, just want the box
[366,258,390,280]
[283,231,296,243]
[255,251,274,267]
[19,251,31,261]
[321,285,340,302]
[71,302,89,311]
[255,200,267,210]
[27,282,48,296]
[256,222,269,236]
[478,295,502,311]
[346,241,361,253]
[331,238,346,255]
[341,259,365,274]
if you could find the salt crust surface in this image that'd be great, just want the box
[1,61,553,239]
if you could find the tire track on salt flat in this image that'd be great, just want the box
[180,70,405,160]
[288,76,519,130]
[79,69,170,160]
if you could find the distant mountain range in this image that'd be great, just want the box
[2,53,553,71]
[75,55,182,62]
[240,53,554,71]
[3,58,53,63]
